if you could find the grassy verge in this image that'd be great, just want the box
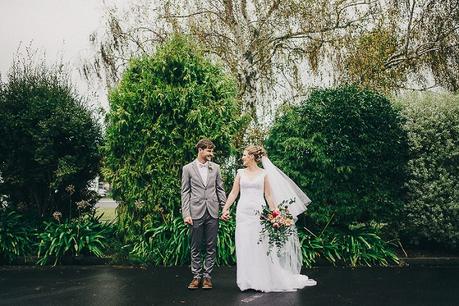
[95,207,117,223]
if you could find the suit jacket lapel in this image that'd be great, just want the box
[206,163,214,186]
[191,161,206,187]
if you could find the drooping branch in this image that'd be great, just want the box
[81,0,459,127]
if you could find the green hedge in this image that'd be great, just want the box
[0,59,102,218]
[104,35,246,244]
[265,86,409,229]
[396,92,459,248]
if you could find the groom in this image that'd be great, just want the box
[181,138,227,289]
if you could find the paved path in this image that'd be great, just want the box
[95,198,118,208]
[1,266,458,306]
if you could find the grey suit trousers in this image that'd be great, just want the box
[190,209,218,279]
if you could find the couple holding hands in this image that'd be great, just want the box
[181,139,317,292]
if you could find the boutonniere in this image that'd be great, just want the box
[208,164,213,171]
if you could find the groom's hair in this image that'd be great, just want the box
[196,138,215,151]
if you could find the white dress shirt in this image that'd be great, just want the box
[196,160,209,186]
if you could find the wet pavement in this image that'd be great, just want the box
[1,265,458,306]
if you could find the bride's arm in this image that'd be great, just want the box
[222,173,241,215]
[264,176,277,211]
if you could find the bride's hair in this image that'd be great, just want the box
[245,145,267,163]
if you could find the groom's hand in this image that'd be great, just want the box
[220,210,230,221]
[184,216,193,225]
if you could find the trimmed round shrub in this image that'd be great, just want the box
[0,59,102,218]
[396,92,459,249]
[265,86,409,229]
[104,35,245,234]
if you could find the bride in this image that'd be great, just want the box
[221,145,317,292]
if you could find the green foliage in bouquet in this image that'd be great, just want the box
[0,58,102,218]
[265,86,408,228]
[396,92,459,249]
[258,199,296,256]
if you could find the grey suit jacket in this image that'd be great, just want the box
[181,160,227,220]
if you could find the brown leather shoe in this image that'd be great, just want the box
[187,278,200,290]
[202,277,213,289]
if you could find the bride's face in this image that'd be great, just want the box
[241,150,254,166]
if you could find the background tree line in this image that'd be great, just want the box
[82,0,459,127]
[1,1,458,266]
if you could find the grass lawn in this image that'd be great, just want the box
[95,206,117,223]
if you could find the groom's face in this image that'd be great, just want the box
[199,147,214,161]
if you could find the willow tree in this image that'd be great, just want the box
[83,0,459,127]
[83,0,377,126]
[339,0,459,94]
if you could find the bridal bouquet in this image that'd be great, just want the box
[257,198,296,256]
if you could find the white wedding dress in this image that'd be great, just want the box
[235,168,317,292]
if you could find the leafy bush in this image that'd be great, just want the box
[105,34,246,245]
[36,214,111,265]
[265,86,409,229]
[299,225,399,267]
[128,215,190,266]
[0,208,35,263]
[216,217,236,265]
[0,58,102,218]
[396,92,459,248]
[124,214,236,266]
